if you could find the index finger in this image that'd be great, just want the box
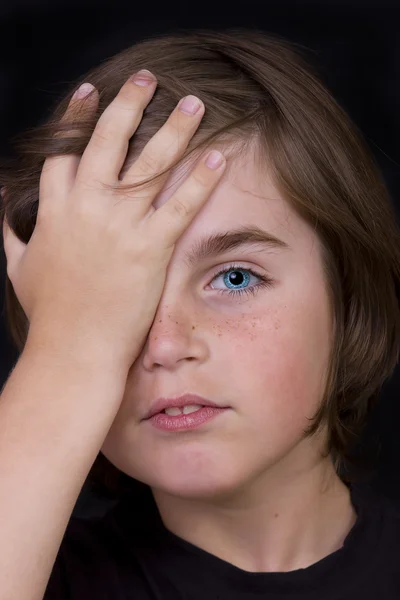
[39,83,99,213]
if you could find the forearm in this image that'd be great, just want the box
[0,340,128,600]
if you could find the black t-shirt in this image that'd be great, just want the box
[44,482,400,599]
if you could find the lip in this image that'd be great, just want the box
[148,406,229,432]
[143,394,228,420]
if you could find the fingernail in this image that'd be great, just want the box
[205,150,224,169]
[178,95,202,115]
[131,69,156,86]
[72,83,95,100]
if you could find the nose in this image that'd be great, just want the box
[140,303,209,372]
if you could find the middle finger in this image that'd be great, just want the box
[76,70,158,188]
[120,94,205,209]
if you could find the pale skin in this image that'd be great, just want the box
[101,144,358,573]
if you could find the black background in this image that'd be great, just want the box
[0,0,399,515]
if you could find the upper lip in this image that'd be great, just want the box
[143,394,228,420]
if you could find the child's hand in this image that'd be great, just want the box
[2,71,226,369]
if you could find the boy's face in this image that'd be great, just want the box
[101,146,334,500]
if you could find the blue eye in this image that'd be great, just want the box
[209,264,274,299]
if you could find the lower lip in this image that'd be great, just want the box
[148,406,229,431]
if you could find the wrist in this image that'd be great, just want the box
[24,321,132,379]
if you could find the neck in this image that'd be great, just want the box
[152,454,358,573]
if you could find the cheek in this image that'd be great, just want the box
[219,299,331,429]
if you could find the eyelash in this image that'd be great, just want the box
[209,263,274,299]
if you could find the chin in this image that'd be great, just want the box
[130,462,250,503]
[156,477,231,500]
[102,441,256,502]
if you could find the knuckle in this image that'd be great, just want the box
[161,126,187,156]
[172,197,191,218]
[170,110,196,133]
[139,133,179,173]
[90,125,114,148]
[92,111,123,146]
[112,95,140,122]
[73,177,104,201]
[191,167,209,188]
[120,80,147,98]
[116,87,134,103]
[136,150,158,176]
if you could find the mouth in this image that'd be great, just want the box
[144,394,229,421]
[146,404,231,432]
[158,404,206,416]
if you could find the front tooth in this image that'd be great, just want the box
[164,407,183,416]
[164,404,203,416]
[182,404,203,415]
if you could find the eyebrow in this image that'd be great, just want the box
[184,225,291,268]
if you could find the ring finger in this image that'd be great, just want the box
[118,94,205,212]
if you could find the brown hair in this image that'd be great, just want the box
[1,28,399,499]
